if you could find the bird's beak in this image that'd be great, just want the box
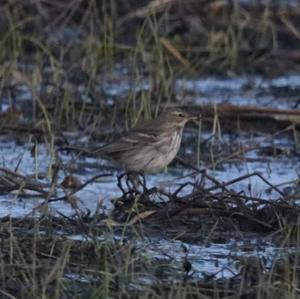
[189,115,198,121]
[188,115,201,124]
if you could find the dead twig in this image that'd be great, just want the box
[46,173,112,203]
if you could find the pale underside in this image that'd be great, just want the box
[99,127,183,173]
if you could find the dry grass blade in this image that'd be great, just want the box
[197,104,300,124]
[0,289,17,299]
[118,0,180,24]
[0,167,50,196]
[160,37,192,69]
[280,12,300,41]
[129,210,157,225]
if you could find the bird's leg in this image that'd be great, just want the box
[117,171,148,194]
[139,173,158,195]
[135,172,158,198]
[117,172,140,194]
[136,171,147,192]
[117,172,127,194]
[125,171,140,192]
[121,171,146,193]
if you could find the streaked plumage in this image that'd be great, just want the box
[97,109,196,173]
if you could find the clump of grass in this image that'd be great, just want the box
[0,0,291,136]
[1,215,300,299]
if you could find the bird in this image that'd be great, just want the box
[95,109,198,174]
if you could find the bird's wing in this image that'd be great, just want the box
[97,130,160,154]
[96,115,168,155]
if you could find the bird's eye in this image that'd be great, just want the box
[178,113,184,117]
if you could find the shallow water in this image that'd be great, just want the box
[176,75,300,109]
[62,232,286,281]
[4,72,300,114]
[95,72,300,109]
[1,133,298,218]
[142,237,278,279]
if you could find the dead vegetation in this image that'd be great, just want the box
[1,181,300,299]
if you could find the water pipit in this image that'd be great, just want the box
[60,109,198,193]
[96,109,197,175]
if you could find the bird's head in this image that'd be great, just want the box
[165,109,199,125]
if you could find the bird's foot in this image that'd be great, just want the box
[117,171,148,195]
